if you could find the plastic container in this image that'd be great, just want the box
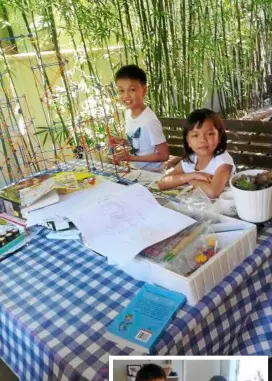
[230,169,272,223]
[218,191,237,217]
[120,213,256,305]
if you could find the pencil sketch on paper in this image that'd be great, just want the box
[98,197,146,235]
[45,182,196,265]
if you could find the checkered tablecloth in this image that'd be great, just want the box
[0,225,271,381]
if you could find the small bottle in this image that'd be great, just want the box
[0,237,6,247]
[11,228,20,238]
[6,227,13,235]
[5,232,13,242]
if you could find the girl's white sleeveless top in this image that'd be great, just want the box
[181,151,236,175]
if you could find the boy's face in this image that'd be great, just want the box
[116,78,147,111]
[186,119,220,157]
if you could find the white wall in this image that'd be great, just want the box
[183,359,221,381]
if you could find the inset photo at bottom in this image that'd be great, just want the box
[110,356,268,381]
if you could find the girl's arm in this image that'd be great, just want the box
[158,163,212,190]
[188,164,233,198]
[116,142,169,163]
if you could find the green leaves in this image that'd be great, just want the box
[2,0,272,124]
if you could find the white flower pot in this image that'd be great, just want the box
[230,169,272,223]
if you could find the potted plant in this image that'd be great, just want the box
[230,169,272,223]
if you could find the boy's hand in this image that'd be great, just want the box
[108,136,129,146]
[108,136,118,146]
[193,172,213,183]
[114,146,131,162]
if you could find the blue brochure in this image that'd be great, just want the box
[105,283,186,353]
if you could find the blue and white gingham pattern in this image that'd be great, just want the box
[0,225,271,381]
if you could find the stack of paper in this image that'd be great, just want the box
[26,179,196,264]
[71,184,195,265]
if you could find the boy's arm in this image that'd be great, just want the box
[129,142,169,162]
[188,164,232,198]
[114,142,169,163]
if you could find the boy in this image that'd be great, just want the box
[135,364,167,381]
[112,64,169,172]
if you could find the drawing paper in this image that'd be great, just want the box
[27,180,195,265]
[71,183,195,265]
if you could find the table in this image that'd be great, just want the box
[0,223,271,381]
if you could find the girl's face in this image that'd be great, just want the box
[186,120,220,157]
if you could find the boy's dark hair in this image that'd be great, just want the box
[115,64,147,85]
[183,108,227,163]
[209,377,227,381]
[135,364,166,381]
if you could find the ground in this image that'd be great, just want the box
[0,359,18,381]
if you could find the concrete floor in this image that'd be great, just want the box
[0,359,18,381]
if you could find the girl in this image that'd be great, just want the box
[158,108,235,198]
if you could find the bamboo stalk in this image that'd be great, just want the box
[123,0,139,65]
[234,0,244,110]
[20,6,70,144]
[3,0,272,125]
[114,0,129,64]
[46,5,79,146]
[0,40,41,171]
[0,4,18,53]
[0,106,15,182]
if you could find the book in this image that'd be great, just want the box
[0,171,96,207]
[0,171,96,219]
[21,189,60,217]
[53,171,96,193]
[105,283,186,353]
[53,172,79,192]
[19,178,55,207]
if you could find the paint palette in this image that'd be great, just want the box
[0,221,26,257]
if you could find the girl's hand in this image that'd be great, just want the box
[192,172,213,182]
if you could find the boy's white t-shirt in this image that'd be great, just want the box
[125,107,166,172]
[181,151,236,175]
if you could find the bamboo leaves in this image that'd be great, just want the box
[1,0,272,124]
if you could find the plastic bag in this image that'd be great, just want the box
[177,187,213,216]
[164,221,219,277]
[165,188,220,223]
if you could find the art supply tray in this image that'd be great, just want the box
[120,211,257,305]
[0,218,26,257]
[0,233,26,257]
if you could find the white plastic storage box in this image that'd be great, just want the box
[120,213,257,305]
